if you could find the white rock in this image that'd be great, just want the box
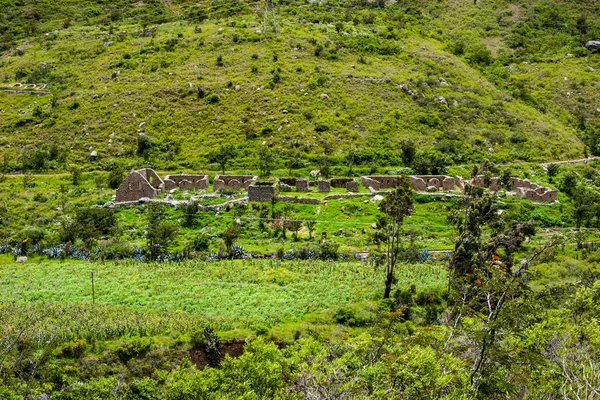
[371,195,383,202]
[320,93,329,99]
[16,256,28,263]
[90,150,98,157]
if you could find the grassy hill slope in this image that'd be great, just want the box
[1,0,600,173]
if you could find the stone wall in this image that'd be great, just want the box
[317,180,331,192]
[330,178,354,189]
[361,176,401,190]
[275,196,321,204]
[410,175,455,191]
[214,175,257,191]
[115,169,163,202]
[471,175,557,202]
[248,183,276,202]
[163,174,209,191]
[279,178,310,192]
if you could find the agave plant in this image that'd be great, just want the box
[206,253,219,262]
[419,249,432,262]
[229,244,245,259]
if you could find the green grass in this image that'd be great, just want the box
[0,258,446,325]
[4,0,600,175]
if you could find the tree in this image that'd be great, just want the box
[222,224,240,252]
[290,219,302,241]
[182,201,198,227]
[546,163,560,183]
[145,204,178,260]
[560,172,579,197]
[306,220,316,240]
[412,150,448,175]
[572,185,596,228]
[400,139,416,165]
[378,176,414,298]
[446,184,554,392]
[258,147,276,177]
[108,167,125,189]
[281,203,295,240]
[208,145,237,175]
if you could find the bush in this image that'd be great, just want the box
[60,339,86,358]
[115,338,153,364]
[108,167,125,189]
[205,93,220,104]
[318,241,339,261]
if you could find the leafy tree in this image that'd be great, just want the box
[546,163,560,183]
[572,185,596,228]
[208,145,237,175]
[559,171,579,197]
[413,150,448,175]
[446,184,555,392]
[145,204,178,260]
[378,175,414,299]
[306,220,316,240]
[222,224,240,252]
[74,207,116,246]
[70,167,81,185]
[258,147,276,177]
[108,167,125,189]
[182,201,198,227]
[400,139,416,165]
[290,219,302,241]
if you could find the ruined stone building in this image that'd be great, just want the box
[279,178,309,192]
[163,175,209,191]
[248,182,277,202]
[470,175,557,202]
[213,175,257,191]
[361,175,457,191]
[115,168,163,202]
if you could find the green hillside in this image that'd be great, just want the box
[1,0,600,173]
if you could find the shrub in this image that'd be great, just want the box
[108,167,125,189]
[60,339,86,358]
[318,241,339,260]
[205,93,220,104]
[115,338,152,364]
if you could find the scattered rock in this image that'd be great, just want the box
[371,195,383,202]
[16,256,27,263]
[320,93,329,99]
[585,41,600,50]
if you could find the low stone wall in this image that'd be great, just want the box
[279,178,310,192]
[275,196,321,204]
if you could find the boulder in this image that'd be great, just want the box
[16,256,27,263]
[585,41,600,50]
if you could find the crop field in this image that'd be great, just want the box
[0,257,446,324]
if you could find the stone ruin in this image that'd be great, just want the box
[116,168,163,202]
[471,176,557,202]
[213,175,258,191]
[409,175,456,191]
[361,175,456,191]
[248,182,277,202]
[279,178,309,192]
[163,174,209,191]
[314,178,359,193]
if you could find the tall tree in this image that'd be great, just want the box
[378,175,414,299]
[446,184,555,391]
[208,145,237,175]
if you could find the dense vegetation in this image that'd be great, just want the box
[3,0,600,398]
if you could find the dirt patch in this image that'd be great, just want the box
[508,4,523,21]
[189,338,246,369]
